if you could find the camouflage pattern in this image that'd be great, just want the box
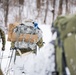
[11,37,43,55]
[53,14,76,75]
[0,28,6,51]
[9,21,44,55]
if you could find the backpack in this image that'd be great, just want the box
[8,22,42,50]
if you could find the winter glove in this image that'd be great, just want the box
[2,46,5,51]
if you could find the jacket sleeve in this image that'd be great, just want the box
[0,28,6,48]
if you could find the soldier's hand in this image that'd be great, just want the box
[2,47,5,51]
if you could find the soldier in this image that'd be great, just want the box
[7,21,43,75]
[0,28,6,51]
[0,27,6,75]
[52,14,76,75]
[10,21,43,53]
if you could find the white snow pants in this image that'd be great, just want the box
[10,52,36,75]
[9,43,56,75]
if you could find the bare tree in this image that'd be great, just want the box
[19,0,24,5]
[52,0,56,20]
[44,0,49,23]
[36,0,41,19]
[37,0,41,9]
[65,0,69,14]
[3,0,9,27]
[19,0,24,22]
[58,0,63,15]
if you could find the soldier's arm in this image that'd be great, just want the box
[0,28,6,50]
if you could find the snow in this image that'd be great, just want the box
[0,24,56,75]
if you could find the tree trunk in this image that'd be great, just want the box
[19,0,24,22]
[3,0,9,27]
[58,0,63,15]
[52,0,56,20]
[36,0,41,19]
[19,6,23,22]
[65,0,69,14]
[19,0,24,5]
[44,0,49,23]
[37,0,41,9]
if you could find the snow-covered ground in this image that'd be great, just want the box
[0,24,57,75]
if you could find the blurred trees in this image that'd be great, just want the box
[0,0,76,27]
